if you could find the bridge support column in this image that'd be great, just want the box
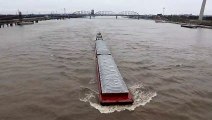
[0,24,1,28]
[10,23,13,26]
[138,15,140,20]
[116,16,118,19]
[35,20,38,23]
[90,16,91,19]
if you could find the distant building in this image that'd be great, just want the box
[91,9,94,15]
[183,14,193,17]
[157,14,163,16]
[18,11,23,20]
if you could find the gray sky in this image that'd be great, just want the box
[0,0,212,15]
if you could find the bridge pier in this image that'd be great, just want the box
[138,15,140,20]
[116,16,118,19]
[90,16,91,19]
[10,23,13,26]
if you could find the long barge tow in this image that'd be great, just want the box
[95,33,133,105]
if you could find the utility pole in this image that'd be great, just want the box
[199,0,207,21]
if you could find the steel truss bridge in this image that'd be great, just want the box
[0,11,142,23]
[72,11,141,19]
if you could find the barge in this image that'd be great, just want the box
[181,24,198,28]
[95,33,133,105]
[17,21,34,26]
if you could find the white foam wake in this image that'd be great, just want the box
[79,84,157,114]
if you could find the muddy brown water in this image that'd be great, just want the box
[0,18,212,120]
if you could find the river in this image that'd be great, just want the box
[0,17,212,120]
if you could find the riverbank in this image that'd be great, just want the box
[155,15,212,29]
[167,20,212,29]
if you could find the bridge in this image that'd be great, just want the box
[72,10,141,19]
[0,10,141,28]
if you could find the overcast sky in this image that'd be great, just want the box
[0,0,211,15]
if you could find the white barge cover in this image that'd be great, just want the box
[96,40,111,55]
[97,55,129,94]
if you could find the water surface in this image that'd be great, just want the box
[0,18,212,120]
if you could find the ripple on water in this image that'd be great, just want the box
[79,84,157,114]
